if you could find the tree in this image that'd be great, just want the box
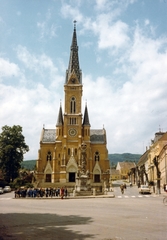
[0,125,29,182]
[153,156,161,194]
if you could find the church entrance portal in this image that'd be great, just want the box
[69,172,75,182]
[46,174,51,182]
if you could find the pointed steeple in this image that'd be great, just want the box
[83,103,90,126]
[56,103,63,126]
[65,21,82,83]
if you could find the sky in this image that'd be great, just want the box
[0,0,167,160]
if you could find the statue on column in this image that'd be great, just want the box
[80,142,87,175]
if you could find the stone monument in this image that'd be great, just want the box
[75,142,91,192]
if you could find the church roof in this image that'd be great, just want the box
[65,21,82,84]
[41,128,106,144]
[90,129,106,143]
[42,129,56,143]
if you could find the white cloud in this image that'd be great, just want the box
[145,19,150,26]
[81,22,167,154]
[37,8,57,39]
[16,46,63,88]
[0,58,20,81]
[16,46,56,71]
[98,19,130,50]
[61,3,83,22]
[0,82,61,160]
[0,0,166,159]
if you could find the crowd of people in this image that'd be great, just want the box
[14,187,68,199]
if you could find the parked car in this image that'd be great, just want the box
[3,186,12,193]
[0,187,4,194]
[139,185,151,194]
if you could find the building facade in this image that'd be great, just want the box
[35,23,110,190]
[116,162,136,180]
[129,131,167,193]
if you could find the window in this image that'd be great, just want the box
[94,151,100,161]
[47,151,52,161]
[69,172,75,182]
[70,97,76,113]
[68,148,71,155]
[75,148,77,155]
[70,117,76,125]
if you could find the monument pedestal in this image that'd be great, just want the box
[75,175,91,192]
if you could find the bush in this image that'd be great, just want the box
[11,178,34,189]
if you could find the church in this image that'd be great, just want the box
[35,23,110,192]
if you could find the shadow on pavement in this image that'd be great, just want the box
[0,213,94,240]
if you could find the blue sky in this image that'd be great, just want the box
[0,0,167,160]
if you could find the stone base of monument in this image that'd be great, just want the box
[75,175,92,194]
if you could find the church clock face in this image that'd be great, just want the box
[68,128,77,137]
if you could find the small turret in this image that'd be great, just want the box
[83,103,90,126]
[56,103,63,126]
[82,103,90,140]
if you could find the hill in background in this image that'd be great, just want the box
[108,153,141,166]
[21,160,36,171]
[22,153,141,170]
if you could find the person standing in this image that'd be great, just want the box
[64,187,68,198]
[60,187,64,199]
[120,184,124,194]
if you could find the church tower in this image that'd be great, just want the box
[35,22,110,191]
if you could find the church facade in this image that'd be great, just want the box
[35,23,110,191]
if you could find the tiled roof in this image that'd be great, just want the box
[41,128,106,144]
[42,129,56,143]
[137,150,149,166]
[90,129,105,143]
[118,162,136,169]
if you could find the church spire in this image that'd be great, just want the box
[83,103,90,126]
[56,103,63,126]
[65,21,82,83]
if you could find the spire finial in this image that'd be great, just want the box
[74,20,77,30]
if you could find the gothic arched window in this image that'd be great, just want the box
[70,97,76,113]
[47,151,52,161]
[94,151,100,161]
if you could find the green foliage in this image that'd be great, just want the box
[0,125,29,183]
[21,160,36,170]
[108,153,141,166]
[11,177,34,189]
